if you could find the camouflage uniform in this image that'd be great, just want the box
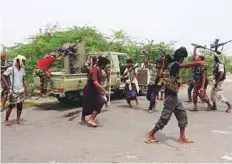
[192,66,210,104]
[34,69,51,93]
[154,62,188,130]
[210,62,227,103]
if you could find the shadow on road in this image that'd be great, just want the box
[33,102,78,111]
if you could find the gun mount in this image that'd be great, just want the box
[63,42,86,74]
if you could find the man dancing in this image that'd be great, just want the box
[191,45,212,111]
[123,59,139,107]
[145,47,204,144]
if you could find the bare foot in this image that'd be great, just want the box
[145,135,159,144]
[16,118,21,124]
[189,106,198,112]
[225,107,231,113]
[80,120,87,125]
[179,137,194,144]
[5,121,12,126]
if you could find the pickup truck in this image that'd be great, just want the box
[34,51,150,105]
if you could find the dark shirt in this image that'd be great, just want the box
[165,62,180,96]
[83,67,102,95]
[193,66,206,84]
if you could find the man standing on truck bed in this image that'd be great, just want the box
[35,52,64,96]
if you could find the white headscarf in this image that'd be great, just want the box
[13,55,27,67]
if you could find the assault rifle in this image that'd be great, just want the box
[122,63,139,81]
[191,39,232,55]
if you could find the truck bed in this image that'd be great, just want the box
[34,72,88,94]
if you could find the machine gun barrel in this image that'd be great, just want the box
[210,40,232,49]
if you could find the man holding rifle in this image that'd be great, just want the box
[210,39,232,113]
[145,47,204,144]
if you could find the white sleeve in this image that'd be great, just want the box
[124,68,128,74]
[135,68,138,74]
[3,67,12,76]
[218,63,224,73]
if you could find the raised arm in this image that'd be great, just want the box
[179,61,202,69]
[193,47,198,61]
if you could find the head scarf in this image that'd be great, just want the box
[13,55,27,67]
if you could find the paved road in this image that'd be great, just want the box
[1,84,232,163]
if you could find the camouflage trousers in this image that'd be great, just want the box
[155,95,188,130]
[192,83,210,104]
[34,69,51,93]
[210,81,227,103]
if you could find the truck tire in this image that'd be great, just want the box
[56,91,83,107]
[56,95,70,104]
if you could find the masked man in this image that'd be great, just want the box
[145,47,204,144]
[210,54,231,113]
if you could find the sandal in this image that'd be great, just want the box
[145,138,159,144]
[178,139,194,144]
[87,120,98,127]
[5,121,12,126]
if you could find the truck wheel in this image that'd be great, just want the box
[114,90,125,99]
[56,95,69,104]
[139,86,147,96]
[56,92,83,107]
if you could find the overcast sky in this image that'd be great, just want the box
[1,0,232,55]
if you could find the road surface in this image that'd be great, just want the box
[1,84,232,163]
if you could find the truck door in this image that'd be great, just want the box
[106,54,121,89]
